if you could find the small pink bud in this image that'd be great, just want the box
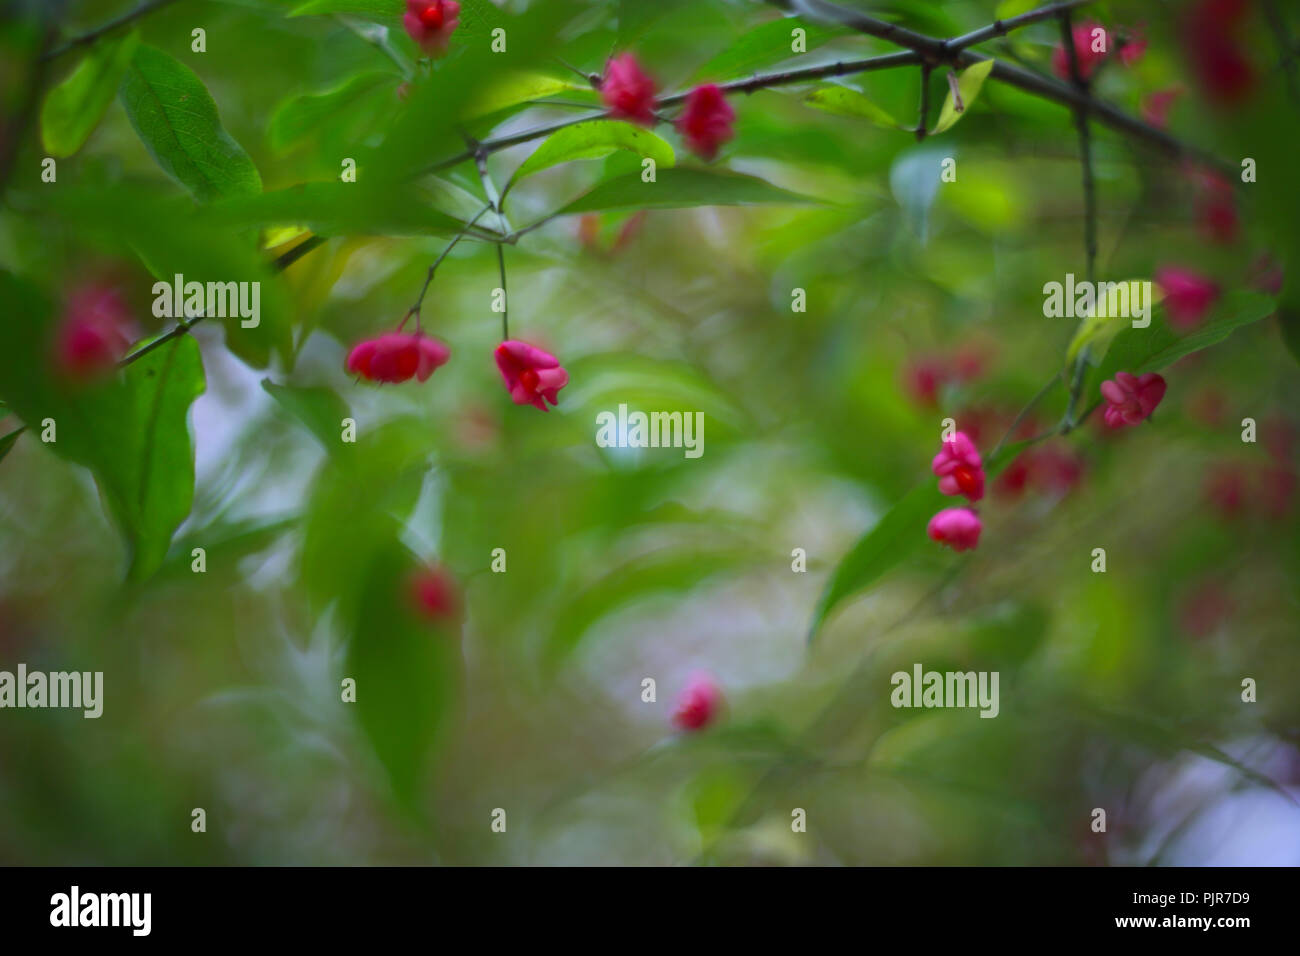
[403,0,460,58]
[1100,371,1166,428]
[676,84,735,161]
[931,431,985,502]
[927,508,982,552]
[672,672,722,732]
[408,565,460,623]
[601,53,658,126]
[1156,266,1219,329]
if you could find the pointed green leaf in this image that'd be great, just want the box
[932,58,994,135]
[513,120,675,183]
[41,31,139,157]
[804,85,900,128]
[559,167,815,216]
[119,44,262,202]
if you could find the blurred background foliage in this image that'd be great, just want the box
[0,0,1297,864]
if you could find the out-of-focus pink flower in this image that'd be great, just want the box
[1156,266,1220,329]
[347,332,450,384]
[1247,253,1285,296]
[1033,444,1086,495]
[1205,463,1249,518]
[403,0,460,58]
[927,507,982,552]
[904,356,947,407]
[1052,21,1109,80]
[932,431,985,502]
[1189,169,1239,244]
[1183,0,1255,106]
[994,455,1031,498]
[1259,464,1297,518]
[55,284,138,379]
[601,53,657,125]
[1101,371,1166,428]
[1141,87,1182,128]
[676,84,735,161]
[409,565,460,623]
[494,339,568,411]
[1178,579,1233,638]
[673,672,722,731]
[1262,416,1296,463]
[1119,26,1148,67]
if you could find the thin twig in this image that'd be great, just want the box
[915,63,932,140]
[44,0,179,60]
[404,204,492,324]
[944,0,1093,53]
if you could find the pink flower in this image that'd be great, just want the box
[927,508,982,552]
[1183,0,1255,106]
[1118,27,1147,67]
[1205,463,1248,518]
[494,339,568,411]
[601,53,657,126]
[1190,169,1238,244]
[1052,21,1109,81]
[346,332,450,384]
[676,84,735,161]
[403,0,460,58]
[1100,371,1166,428]
[409,565,460,623]
[55,283,137,379]
[1156,266,1220,329]
[672,672,722,732]
[1247,253,1284,296]
[1141,87,1182,128]
[931,431,985,502]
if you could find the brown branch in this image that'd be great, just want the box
[43,0,180,61]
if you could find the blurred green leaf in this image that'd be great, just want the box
[559,167,815,215]
[268,71,401,153]
[40,31,139,158]
[693,16,845,80]
[262,379,351,452]
[808,481,947,643]
[464,71,583,118]
[119,44,262,202]
[0,426,24,466]
[803,85,900,128]
[202,182,473,237]
[1275,307,1300,366]
[346,544,462,811]
[512,120,675,184]
[932,59,994,135]
[289,0,399,20]
[890,144,947,241]
[0,273,205,582]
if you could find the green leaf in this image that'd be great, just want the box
[932,58,994,135]
[693,16,846,81]
[513,120,675,184]
[203,182,474,237]
[808,481,948,643]
[268,71,400,153]
[119,44,262,202]
[1276,307,1300,366]
[803,85,900,128]
[0,273,205,583]
[345,544,461,811]
[1099,291,1277,379]
[464,71,584,118]
[559,167,815,215]
[0,427,24,466]
[1064,278,1151,368]
[40,31,139,158]
[262,379,350,452]
[289,0,401,21]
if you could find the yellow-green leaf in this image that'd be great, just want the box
[513,120,675,183]
[932,58,994,135]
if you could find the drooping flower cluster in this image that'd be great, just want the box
[926,431,986,552]
[346,326,568,412]
[403,0,460,58]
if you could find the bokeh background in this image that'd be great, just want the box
[1,0,1298,865]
